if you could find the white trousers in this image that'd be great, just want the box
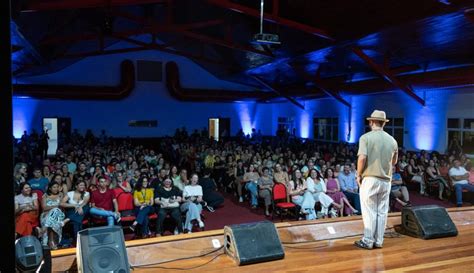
[359,177,391,247]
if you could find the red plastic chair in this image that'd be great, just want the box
[271,183,297,221]
[116,192,136,224]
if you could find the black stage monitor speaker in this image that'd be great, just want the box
[15,236,43,272]
[224,221,284,266]
[401,205,458,239]
[76,226,130,273]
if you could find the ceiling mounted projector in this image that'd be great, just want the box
[253,33,281,45]
[253,0,281,45]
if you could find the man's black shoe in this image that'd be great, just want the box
[354,240,373,250]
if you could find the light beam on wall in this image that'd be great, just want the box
[235,102,257,135]
[13,97,38,138]
[403,89,448,151]
[298,110,310,138]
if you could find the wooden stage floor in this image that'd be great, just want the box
[52,207,474,272]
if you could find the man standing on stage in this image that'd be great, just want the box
[354,110,398,250]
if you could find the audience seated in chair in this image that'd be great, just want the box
[258,167,274,217]
[338,164,361,214]
[15,182,40,238]
[40,181,69,249]
[306,169,342,218]
[243,164,260,209]
[325,168,358,216]
[89,176,121,226]
[407,158,426,196]
[199,169,224,212]
[233,160,246,203]
[60,180,90,242]
[181,174,205,233]
[425,159,451,200]
[289,169,316,220]
[390,167,411,208]
[154,177,183,236]
[131,176,154,238]
[27,167,49,193]
[449,159,474,207]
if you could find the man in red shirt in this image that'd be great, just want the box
[89,176,121,226]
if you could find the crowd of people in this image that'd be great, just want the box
[13,127,474,248]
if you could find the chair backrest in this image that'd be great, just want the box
[32,189,44,204]
[272,183,288,201]
[116,191,134,212]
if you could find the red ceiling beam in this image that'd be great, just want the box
[313,68,350,108]
[252,76,305,109]
[178,30,274,57]
[352,47,425,106]
[111,34,231,66]
[272,0,279,17]
[205,0,334,41]
[112,10,273,57]
[289,63,350,107]
[464,8,474,23]
[112,10,223,30]
[313,83,351,108]
[22,0,167,11]
[40,19,224,45]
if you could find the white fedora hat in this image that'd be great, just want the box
[366,110,389,122]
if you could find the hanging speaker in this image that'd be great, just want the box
[76,226,130,273]
[401,205,458,239]
[224,221,284,266]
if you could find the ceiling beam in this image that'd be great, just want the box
[313,81,351,108]
[40,19,224,45]
[22,0,167,12]
[113,10,273,57]
[205,0,334,41]
[252,76,305,109]
[111,34,232,66]
[351,46,425,106]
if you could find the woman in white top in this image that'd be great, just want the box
[289,169,316,220]
[306,169,341,218]
[181,174,204,233]
[15,182,40,238]
[61,180,90,241]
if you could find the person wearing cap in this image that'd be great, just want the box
[354,110,398,250]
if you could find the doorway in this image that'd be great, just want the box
[208,118,230,142]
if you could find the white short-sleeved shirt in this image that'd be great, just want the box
[183,185,203,198]
[15,193,38,209]
[67,191,90,205]
[449,167,468,185]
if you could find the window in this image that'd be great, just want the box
[366,117,404,147]
[277,117,295,136]
[448,118,474,154]
[314,117,338,142]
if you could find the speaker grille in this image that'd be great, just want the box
[77,226,130,273]
[89,248,121,272]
